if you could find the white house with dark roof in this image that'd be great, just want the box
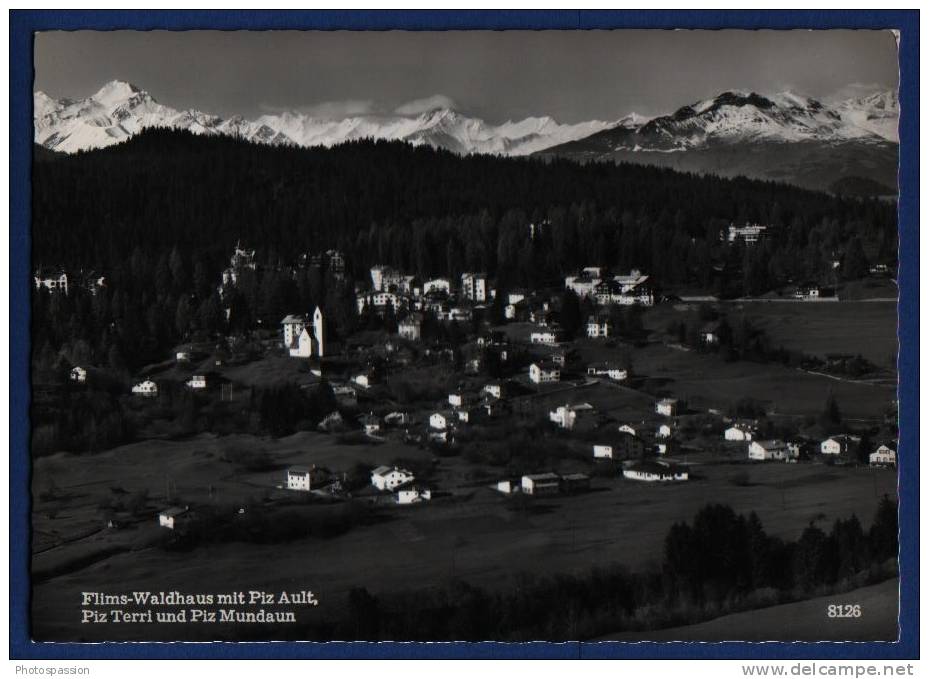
[69,366,87,383]
[586,315,613,338]
[286,466,317,491]
[748,440,790,461]
[371,466,415,491]
[870,443,896,467]
[821,435,862,456]
[396,487,432,505]
[656,398,679,417]
[186,375,207,390]
[529,361,560,384]
[724,424,755,441]
[132,380,158,396]
[521,473,561,496]
[158,506,188,530]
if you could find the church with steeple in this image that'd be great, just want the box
[281,306,327,358]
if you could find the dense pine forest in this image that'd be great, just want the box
[33,128,896,287]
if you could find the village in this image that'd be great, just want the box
[39,231,898,540]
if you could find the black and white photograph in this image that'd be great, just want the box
[28,27,902,644]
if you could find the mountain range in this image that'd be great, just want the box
[536,90,899,193]
[34,80,898,193]
[33,80,623,157]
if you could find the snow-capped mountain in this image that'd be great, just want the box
[538,89,899,193]
[833,89,899,143]
[555,89,898,153]
[33,80,620,156]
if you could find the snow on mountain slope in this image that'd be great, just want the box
[536,89,899,193]
[34,80,619,156]
[35,81,898,163]
[834,90,899,143]
[627,90,891,150]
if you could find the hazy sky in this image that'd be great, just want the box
[34,30,899,123]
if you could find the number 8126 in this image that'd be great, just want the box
[827,604,862,618]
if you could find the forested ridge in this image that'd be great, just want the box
[33,128,896,290]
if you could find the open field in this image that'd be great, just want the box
[726,301,897,366]
[643,300,897,366]
[600,577,898,641]
[576,339,894,421]
[32,432,897,641]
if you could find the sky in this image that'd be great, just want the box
[34,30,899,124]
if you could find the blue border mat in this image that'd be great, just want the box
[9,9,919,660]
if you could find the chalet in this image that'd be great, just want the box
[748,439,790,461]
[593,431,647,460]
[429,411,454,431]
[521,473,561,496]
[69,366,87,383]
[821,435,862,456]
[564,271,600,298]
[529,361,560,384]
[448,391,477,408]
[132,380,158,396]
[587,362,627,382]
[460,272,489,302]
[725,223,768,244]
[795,283,822,300]
[371,466,415,491]
[360,413,381,436]
[657,424,672,439]
[615,276,654,306]
[530,327,563,346]
[870,443,897,467]
[158,506,188,530]
[550,349,568,367]
[724,424,755,442]
[286,466,328,492]
[398,313,424,341]
[176,350,191,362]
[476,330,506,347]
[356,291,407,314]
[623,460,688,482]
[396,487,432,505]
[186,375,207,390]
[423,278,451,295]
[586,315,613,338]
[34,268,69,295]
[656,398,679,417]
[482,381,505,400]
[549,403,594,430]
[618,424,638,436]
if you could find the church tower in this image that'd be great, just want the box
[313,306,325,358]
